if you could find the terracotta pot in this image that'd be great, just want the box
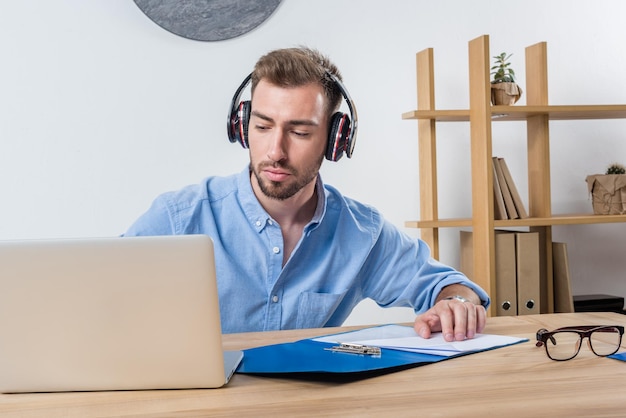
[491,82,522,105]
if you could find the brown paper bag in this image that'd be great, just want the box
[585,174,626,215]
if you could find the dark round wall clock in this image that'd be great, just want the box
[133,0,282,42]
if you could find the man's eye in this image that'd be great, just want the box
[292,131,310,137]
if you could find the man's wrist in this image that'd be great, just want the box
[437,284,482,305]
[443,295,471,303]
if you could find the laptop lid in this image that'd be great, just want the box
[0,234,242,393]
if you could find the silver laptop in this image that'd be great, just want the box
[0,234,243,393]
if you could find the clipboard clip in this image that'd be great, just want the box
[325,343,382,356]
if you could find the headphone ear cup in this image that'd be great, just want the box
[232,101,251,149]
[326,112,351,161]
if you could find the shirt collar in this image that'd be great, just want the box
[307,175,325,230]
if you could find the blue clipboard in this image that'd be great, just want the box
[237,325,527,379]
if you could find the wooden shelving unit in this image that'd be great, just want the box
[403,35,626,316]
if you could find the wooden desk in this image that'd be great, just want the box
[2,312,626,417]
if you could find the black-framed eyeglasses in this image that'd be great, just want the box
[536,325,624,361]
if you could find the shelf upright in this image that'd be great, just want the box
[415,48,439,259]
[525,41,554,313]
[467,35,497,313]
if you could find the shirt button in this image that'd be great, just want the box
[255,220,262,227]
[272,247,280,254]
[268,220,274,226]
[272,295,279,303]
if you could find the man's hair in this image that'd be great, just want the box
[251,47,343,116]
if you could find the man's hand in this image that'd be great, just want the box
[413,291,486,342]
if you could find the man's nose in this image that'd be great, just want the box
[267,130,287,162]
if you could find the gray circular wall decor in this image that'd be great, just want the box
[133,0,282,42]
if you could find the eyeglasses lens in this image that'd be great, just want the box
[546,331,582,360]
[589,327,622,356]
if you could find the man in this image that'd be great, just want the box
[124,47,490,341]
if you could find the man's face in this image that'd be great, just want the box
[248,79,328,201]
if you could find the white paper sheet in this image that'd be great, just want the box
[313,324,527,357]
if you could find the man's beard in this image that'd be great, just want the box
[251,156,323,201]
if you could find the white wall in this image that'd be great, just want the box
[1,1,626,325]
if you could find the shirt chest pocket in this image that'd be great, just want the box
[296,290,347,329]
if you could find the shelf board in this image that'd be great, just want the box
[402,104,626,122]
[405,219,472,228]
[492,105,626,121]
[406,213,626,229]
[401,109,470,121]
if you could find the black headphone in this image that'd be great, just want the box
[227,72,358,162]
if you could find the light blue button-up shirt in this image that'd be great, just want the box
[124,167,490,333]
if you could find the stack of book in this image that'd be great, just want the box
[492,157,528,220]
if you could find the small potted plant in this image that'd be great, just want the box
[605,163,626,175]
[586,163,626,215]
[490,52,523,105]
